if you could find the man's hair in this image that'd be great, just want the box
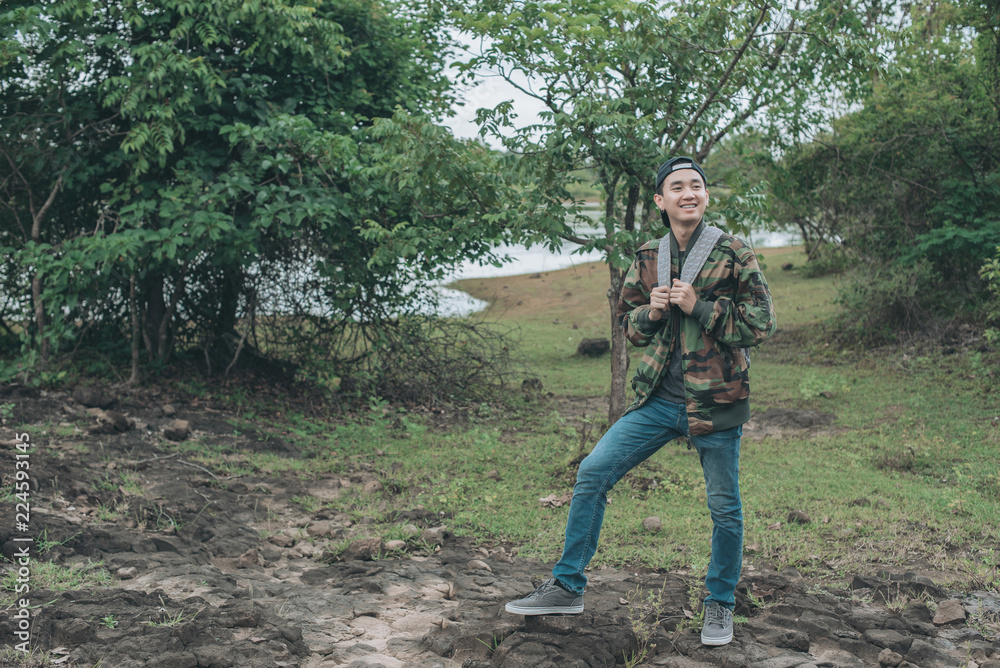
[655,156,708,195]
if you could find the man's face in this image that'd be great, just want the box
[654,169,709,227]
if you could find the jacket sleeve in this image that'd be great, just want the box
[616,247,668,347]
[702,245,776,347]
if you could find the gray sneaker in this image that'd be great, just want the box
[701,601,734,645]
[505,578,584,615]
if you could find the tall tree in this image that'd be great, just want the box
[764,0,1000,340]
[1,0,494,381]
[455,0,894,421]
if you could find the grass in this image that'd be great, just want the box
[20,243,995,595]
[335,246,999,586]
[0,560,114,606]
[131,244,998,588]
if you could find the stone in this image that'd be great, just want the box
[864,629,912,654]
[73,385,114,408]
[385,540,407,551]
[905,638,961,667]
[163,419,191,442]
[787,509,811,524]
[933,599,966,626]
[307,521,335,538]
[269,533,296,548]
[879,648,904,667]
[421,526,453,546]
[522,378,543,393]
[116,566,138,580]
[642,516,663,532]
[576,338,610,357]
[341,538,385,561]
[466,559,492,573]
[161,403,177,417]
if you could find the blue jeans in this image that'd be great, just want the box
[552,395,743,609]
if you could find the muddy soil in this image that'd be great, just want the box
[1,383,998,668]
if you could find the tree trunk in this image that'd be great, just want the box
[31,274,48,364]
[607,262,629,424]
[144,272,166,359]
[129,274,140,385]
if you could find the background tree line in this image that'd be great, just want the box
[2,0,998,414]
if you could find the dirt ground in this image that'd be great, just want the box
[1,382,999,668]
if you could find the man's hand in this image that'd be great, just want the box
[647,285,672,321]
[669,279,698,315]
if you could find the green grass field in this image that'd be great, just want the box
[231,245,999,589]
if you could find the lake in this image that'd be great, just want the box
[434,226,802,317]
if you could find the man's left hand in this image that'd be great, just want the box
[669,279,698,315]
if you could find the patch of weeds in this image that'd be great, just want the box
[0,646,74,666]
[623,578,675,667]
[476,633,507,656]
[96,501,126,522]
[35,529,79,555]
[290,495,324,514]
[144,596,199,627]
[968,608,1000,642]
[101,614,119,629]
[0,401,14,425]
[798,370,849,399]
[0,560,113,605]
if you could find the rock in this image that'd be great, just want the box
[576,338,610,357]
[73,385,114,408]
[88,409,130,433]
[933,599,966,625]
[756,407,836,428]
[116,566,138,580]
[905,638,962,666]
[161,403,177,417]
[163,419,191,442]
[522,377,543,393]
[269,533,296,548]
[341,537,385,561]
[787,509,811,524]
[145,652,198,668]
[864,629,912,654]
[642,516,663,532]
[236,548,264,568]
[421,526,453,546]
[879,648,904,666]
[385,539,407,551]
[466,559,492,573]
[307,521,335,538]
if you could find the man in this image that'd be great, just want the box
[505,157,777,646]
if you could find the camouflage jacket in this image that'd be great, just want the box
[616,228,777,435]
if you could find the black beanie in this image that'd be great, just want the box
[655,157,707,193]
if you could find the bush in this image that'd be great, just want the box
[834,261,945,344]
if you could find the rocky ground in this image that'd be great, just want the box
[1,382,999,668]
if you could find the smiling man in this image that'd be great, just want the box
[505,156,777,647]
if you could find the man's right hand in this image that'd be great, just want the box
[647,285,672,321]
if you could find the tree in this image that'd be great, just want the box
[2,0,518,385]
[454,0,894,421]
[764,0,1000,340]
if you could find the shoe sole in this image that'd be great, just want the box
[701,631,733,646]
[504,603,584,615]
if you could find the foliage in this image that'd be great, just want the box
[981,245,1000,344]
[763,0,1000,340]
[0,0,534,394]
[452,0,897,419]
